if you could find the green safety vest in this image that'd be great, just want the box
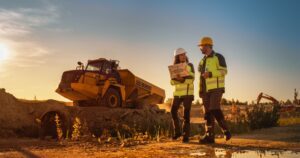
[198,52,227,93]
[170,63,195,97]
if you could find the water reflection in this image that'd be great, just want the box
[190,148,299,158]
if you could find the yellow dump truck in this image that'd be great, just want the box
[56,58,165,108]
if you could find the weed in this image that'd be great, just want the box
[54,114,63,140]
[71,117,81,141]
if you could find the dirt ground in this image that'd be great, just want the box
[1,89,299,157]
[0,124,299,158]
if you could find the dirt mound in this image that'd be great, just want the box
[0,88,173,139]
[0,88,70,137]
[75,105,172,137]
[0,88,36,137]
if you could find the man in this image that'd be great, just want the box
[198,37,231,144]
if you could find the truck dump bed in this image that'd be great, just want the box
[118,69,165,105]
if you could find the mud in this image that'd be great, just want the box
[0,136,299,158]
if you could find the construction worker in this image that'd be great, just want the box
[170,48,195,143]
[198,37,231,144]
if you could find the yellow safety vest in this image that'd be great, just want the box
[199,52,227,93]
[170,63,195,97]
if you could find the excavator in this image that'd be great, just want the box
[56,58,165,108]
[257,92,295,112]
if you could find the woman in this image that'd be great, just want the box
[170,48,195,143]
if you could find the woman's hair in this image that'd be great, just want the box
[173,55,189,64]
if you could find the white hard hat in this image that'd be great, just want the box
[174,48,186,56]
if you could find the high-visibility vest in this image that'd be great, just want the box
[198,52,227,93]
[170,63,195,97]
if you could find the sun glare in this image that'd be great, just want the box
[0,43,9,61]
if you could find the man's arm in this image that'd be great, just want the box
[210,53,227,78]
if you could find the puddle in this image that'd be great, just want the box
[190,152,206,156]
[231,150,299,158]
[190,148,299,158]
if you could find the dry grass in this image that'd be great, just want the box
[278,117,300,126]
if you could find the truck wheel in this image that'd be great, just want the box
[104,88,121,108]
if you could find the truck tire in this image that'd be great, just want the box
[104,88,121,108]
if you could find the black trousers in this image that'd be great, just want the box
[171,95,194,138]
[202,91,228,133]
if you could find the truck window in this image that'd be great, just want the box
[86,62,102,72]
[101,62,112,74]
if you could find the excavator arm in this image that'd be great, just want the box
[257,92,279,105]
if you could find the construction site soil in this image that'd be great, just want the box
[1,88,299,157]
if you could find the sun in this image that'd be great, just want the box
[0,43,9,61]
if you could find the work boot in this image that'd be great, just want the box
[182,124,190,143]
[224,130,231,141]
[182,137,189,143]
[200,112,215,144]
[199,125,215,144]
[199,131,215,144]
[172,133,182,140]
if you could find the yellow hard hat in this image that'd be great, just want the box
[198,37,213,46]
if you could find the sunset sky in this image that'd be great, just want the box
[0,0,299,103]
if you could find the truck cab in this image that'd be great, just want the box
[79,58,121,85]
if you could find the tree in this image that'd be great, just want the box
[231,99,235,105]
[285,99,292,105]
[294,89,299,105]
[221,98,228,105]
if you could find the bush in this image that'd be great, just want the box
[227,114,250,134]
[246,104,280,130]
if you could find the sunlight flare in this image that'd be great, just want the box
[0,43,9,61]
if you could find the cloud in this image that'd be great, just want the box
[0,3,60,75]
[0,5,59,36]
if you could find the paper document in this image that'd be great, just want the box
[168,63,190,79]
